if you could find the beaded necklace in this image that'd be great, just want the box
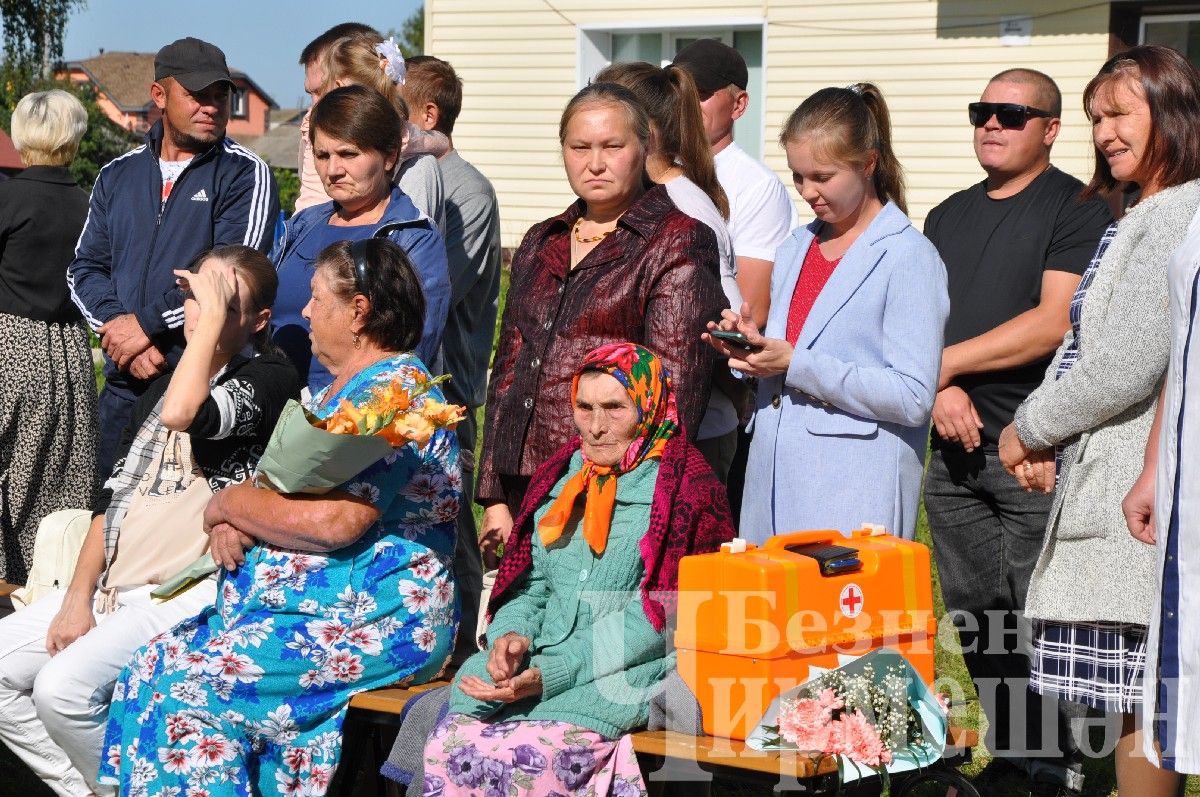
[573,217,615,243]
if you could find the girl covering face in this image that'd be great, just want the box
[0,245,299,797]
[178,256,270,356]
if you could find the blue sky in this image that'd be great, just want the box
[62,0,423,110]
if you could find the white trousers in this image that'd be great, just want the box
[0,579,216,796]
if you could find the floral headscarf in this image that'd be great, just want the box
[537,342,679,555]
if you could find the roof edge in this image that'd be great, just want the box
[65,55,279,112]
[63,60,151,114]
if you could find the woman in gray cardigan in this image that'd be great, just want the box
[998,46,1200,797]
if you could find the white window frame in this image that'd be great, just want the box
[231,87,248,119]
[577,18,768,155]
[601,30,735,68]
[1139,12,1200,44]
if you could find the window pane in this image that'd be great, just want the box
[612,33,661,64]
[586,28,765,162]
[733,29,764,161]
[1143,19,1200,71]
[671,32,731,55]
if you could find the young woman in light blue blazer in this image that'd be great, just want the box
[705,84,948,542]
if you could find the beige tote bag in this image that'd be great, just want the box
[102,430,214,593]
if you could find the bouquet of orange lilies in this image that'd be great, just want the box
[152,373,464,602]
[252,373,466,495]
[313,373,465,448]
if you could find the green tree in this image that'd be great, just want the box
[0,77,135,190]
[62,80,135,189]
[273,166,299,216]
[0,0,85,93]
[0,1,133,188]
[392,4,423,58]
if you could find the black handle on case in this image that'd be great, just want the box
[785,542,863,576]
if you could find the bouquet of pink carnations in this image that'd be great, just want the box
[756,649,949,790]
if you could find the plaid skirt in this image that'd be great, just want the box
[1030,619,1148,713]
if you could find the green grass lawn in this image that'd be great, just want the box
[471,267,509,530]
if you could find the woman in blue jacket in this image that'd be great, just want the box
[706,84,948,541]
[272,84,449,393]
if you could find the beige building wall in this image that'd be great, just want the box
[428,0,1112,248]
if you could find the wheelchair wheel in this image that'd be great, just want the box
[892,768,983,797]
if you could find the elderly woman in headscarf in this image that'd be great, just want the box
[419,342,734,797]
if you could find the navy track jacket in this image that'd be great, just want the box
[69,120,279,395]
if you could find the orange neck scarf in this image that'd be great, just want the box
[537,343,678,555]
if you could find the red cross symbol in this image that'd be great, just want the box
[840,584,863,618]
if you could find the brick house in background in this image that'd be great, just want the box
[62,51,277,141]
[0,130,25,176]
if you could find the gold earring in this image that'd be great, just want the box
[353,334,361,349]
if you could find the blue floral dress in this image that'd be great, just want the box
[98,354,461,797]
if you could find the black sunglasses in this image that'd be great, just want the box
[968,102,1054,129]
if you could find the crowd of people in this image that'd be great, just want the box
[0,21,1196,797]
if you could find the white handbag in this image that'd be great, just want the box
[10,509,91,609]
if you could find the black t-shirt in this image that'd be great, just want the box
[96,350,301,513]
[923,166,1113,445]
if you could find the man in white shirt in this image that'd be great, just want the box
[672,38,794,329]
[673,39,793,513]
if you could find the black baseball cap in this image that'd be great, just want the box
[154,37,233,92]
[672,38,748,96]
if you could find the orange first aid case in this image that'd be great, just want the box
[674,527,936,740]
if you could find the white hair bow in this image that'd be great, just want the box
[375,37,406,85]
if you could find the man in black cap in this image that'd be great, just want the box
[70,37,279,476]
[672,38,793,518]
[672,38,792,331]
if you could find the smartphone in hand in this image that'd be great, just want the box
[710,329,763,353]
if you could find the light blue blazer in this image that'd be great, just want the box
[740,202,948,542]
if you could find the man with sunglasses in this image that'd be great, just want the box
[922,69,1112,797]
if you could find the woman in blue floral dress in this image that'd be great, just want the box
[98,238,461,797]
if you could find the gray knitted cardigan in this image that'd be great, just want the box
[1015,178,1200,626]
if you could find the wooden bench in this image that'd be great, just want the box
[340,681,980,794]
